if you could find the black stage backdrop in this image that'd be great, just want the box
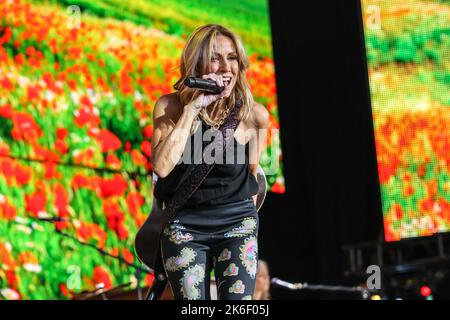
[259,0,384,299]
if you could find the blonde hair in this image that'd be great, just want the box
[173,24,254,134]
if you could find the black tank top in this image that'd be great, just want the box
[153,118,259,207]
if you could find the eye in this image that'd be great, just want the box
[211,56,219,62]
[228,56,238,60]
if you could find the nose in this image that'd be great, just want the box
[219,58,231,72]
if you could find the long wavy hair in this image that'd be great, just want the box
[173,24,254,134]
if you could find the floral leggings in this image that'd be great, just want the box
[160,198,259,300]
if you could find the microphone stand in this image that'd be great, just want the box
[31,216,150,300]
[271,277,374,300]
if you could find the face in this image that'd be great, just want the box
[208,34,239,94]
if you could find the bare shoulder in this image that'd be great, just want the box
[153,92,182,122]
[250,102,270,129]
[151,93,183,156]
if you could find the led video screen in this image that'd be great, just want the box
[361,0,450,241]
[0,0,283,299]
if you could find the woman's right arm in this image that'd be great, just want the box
[151,73,230,178]
[151,95,199,178]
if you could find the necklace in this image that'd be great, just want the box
[204,102,234,130]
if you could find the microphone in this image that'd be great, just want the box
[184,77,225,94]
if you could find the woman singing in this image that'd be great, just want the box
[151,24,269,300]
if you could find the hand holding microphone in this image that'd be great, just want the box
[184,73,233,115]
[184,77,225,94]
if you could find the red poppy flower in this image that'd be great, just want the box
[56,128,68,140]
[68,79,77,90]
[377,161,398,184]
[71,173,90,189]
[27,83,41,101]
[67,46,82,60]
[6,271,18,288]
[54,183,69,216]
[271,181,285,194]
[105,153,122,169]
[0,47,7,64]
[110,247,119,257]
[0,26,12,45]
[55,139,68,154]
[0,243,17,269]
[384,220,398,242]
[92,224,107,249]
[11,111,43,142]
[144,273,155,287]
[74,106,101,128]
[126,191,144,216]
[0,158,14,183]
[141,140,151,158]
[55,221,69,231]
[392,204,403,220]
[426,180,438,199]
[420,199,435,213]
[28,57,42,68]
[131,149,147,166]
[99,174,128,198]
[25,46,36,57]
[0,77,14,91]
[14,53,25,66]
[143,124,153,138]
[25,189,47,217]
[93,266,112,289]
[14,164,31,186]
[103,200,125,230]
[0,143,10,156]
[18,251,39,265]
[0,198,17,220]
[76,222,92,241]
[122,248,134,264]
[125,141,131,152]
[32,145,60,162]
[59,283,70,297]
[80,94,93,108]
[403,185,414,197]
[44,161,61,179]
[0,104,13,118]
[116,223,129,240]
[97,129,122,153]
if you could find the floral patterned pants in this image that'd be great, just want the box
[160,198,259,300]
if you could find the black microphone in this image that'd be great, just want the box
[184,77,225,94]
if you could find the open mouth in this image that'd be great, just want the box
[222,76,232,86]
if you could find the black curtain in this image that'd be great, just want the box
[258,0,384,299]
